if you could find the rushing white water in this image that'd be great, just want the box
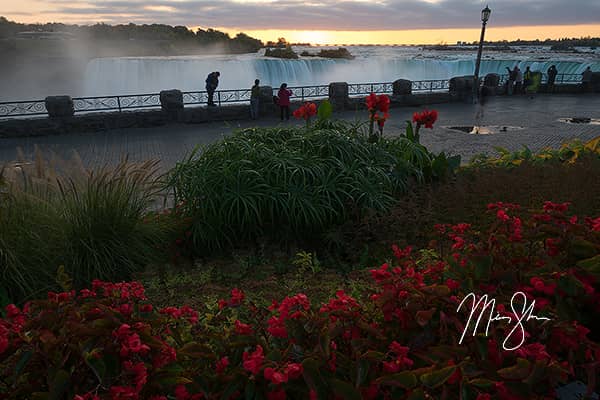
[83,46,600,96]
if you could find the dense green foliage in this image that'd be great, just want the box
[0,160,175,304]
[0,16,263,53]
[167,121,457,254]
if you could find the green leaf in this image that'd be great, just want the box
[473,255,493,281]
[405,121,415,142]
[577,255,600,278]
[469,378,495,389]
[524,359,548,385]
[14,350,33,377]
[244,381,256,400]
[570,238,599,260]
[497,358,531,380]
[48,369,70,400]
[220,376,244,400]
[330,378,362,400]
[375,371,418,389]
[407,388,426,400]
[420,365,457,388]
[356,359,370,387]
[447,155,461,172]
[317,99,333,120]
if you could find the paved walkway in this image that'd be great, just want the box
[1,94,599,171]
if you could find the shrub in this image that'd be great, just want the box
[167,121,451,254]
[0,158,176,304]
[469,136,600,167]
[1,202,598,399]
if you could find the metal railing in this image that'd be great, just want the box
[0,74,586,119]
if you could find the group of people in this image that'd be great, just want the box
[504,65,534,95]
[205,71,294,121]
[504,65,594,95]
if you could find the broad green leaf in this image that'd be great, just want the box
[375,371,418,389]
[497,358,531,380]
[330,378,362,400]
[420,365,457,388]
[48,369,70,400]
[577,255,600,278]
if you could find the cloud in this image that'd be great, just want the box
[14,0,600,30]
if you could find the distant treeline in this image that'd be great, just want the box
[0,16,263,53]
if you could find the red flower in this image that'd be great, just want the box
[412,109,438,128]
[293,102,317,120]
[264,367,288,384]
[446,279,460,290]
[366,93,391,113]
[285,363,303,379]
[476,394,491,400]
[216,356,229,375]
[234,320,253,335]
[110,386,139,400]
[267,315,288,338]
[230,288,245,306]
[242,345,264,375]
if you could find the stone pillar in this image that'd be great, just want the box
[449,75,476,103]
[483,73,500,87]
[591,72,600,93]
[159,90,184,111]
[45,96,74,118]
[482,73,500,95]
[258,86,274,115]
[328,82,349,110]
[393,79,412,95]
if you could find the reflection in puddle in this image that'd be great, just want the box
[446,125,524,135]
[558,117,600,125]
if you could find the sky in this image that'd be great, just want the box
[3,0,600,44]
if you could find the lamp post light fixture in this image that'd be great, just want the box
[473,5,491,102]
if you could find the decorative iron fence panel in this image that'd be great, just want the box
[0,100,47,117]
[0,74,588,119]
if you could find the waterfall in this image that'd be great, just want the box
[83,55,600,97]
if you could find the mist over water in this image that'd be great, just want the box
[2,45,599,100]
[82,46,600,96]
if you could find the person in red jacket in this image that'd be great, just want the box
[277,83,293,121]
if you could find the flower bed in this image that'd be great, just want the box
[1,202,599,399]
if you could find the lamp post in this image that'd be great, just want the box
[473,5,491,102]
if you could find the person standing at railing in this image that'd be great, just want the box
[505,66,517,95]
[514,66,523,95]
[250,79,260,120]
[277,83,292,121]
[523,66,532,94]
[547,65,558,93]
[582,67,593,93]
[206,71,220,106]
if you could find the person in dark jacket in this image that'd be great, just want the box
[547,65,558,93]
[505,66,517,95]
[205,71,220,106]
[277,83,292,121]
[523,66,532,94]
[250,79,260,120]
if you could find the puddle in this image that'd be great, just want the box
[446,125,524,135]
[558,117,600,125]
